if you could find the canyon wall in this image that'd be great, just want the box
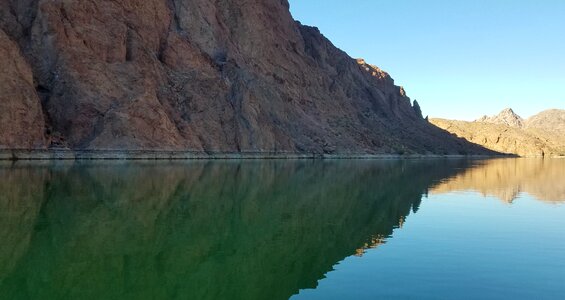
[0,0,488,155]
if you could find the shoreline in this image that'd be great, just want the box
[0,149,512,161]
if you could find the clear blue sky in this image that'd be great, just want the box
[289,0,565,120]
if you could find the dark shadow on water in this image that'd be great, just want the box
[0,159,478,300]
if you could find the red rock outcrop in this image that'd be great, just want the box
[0,0,490,154]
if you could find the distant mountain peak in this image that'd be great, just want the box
[477,108,524,128]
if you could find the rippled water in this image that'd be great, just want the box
[0,158,563,299]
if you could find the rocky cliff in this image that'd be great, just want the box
[0,0,488,155]
[431,109,565,157]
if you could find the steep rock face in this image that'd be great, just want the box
[0,29,45,149]
[0,0,488,154]
[432,109,565,157]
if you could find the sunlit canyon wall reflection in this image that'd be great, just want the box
[430,158,565,204]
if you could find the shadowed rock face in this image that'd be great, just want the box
[0,0,489,154]
[0,159,473,300]
[0,30,45,149]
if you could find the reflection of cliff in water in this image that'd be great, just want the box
[0,160,473,300]
[430,159,565,203]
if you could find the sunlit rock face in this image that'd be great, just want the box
[0,0,489,155]
[430,159,565,204]
[477,108,524,128]
[432,109,565,157]
[0,160,470,299]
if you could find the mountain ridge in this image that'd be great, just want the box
[476,108,524,128]
[431,108,565,157]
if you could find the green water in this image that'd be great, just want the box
[0,159,563,299]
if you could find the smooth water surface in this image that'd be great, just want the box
[0,158,563,299]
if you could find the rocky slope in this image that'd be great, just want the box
[0,0,489,155]
[0,29,46,149]
[526,109,565,131]
[476,108,524,128]
[431,109,565,157]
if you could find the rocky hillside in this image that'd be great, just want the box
[476,108,524,128]
[0,0,490,155]
[431,109,565,157]
[525,109,565,139]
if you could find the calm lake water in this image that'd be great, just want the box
[0,158,563,299]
